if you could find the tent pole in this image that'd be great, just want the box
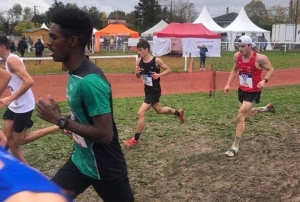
[184,53,187,72]
[92,35,95,54]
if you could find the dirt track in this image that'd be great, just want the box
[21,68,300,102]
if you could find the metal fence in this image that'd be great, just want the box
[221,42,300,52]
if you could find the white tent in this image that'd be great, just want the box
[141,20,168,37]
[223,7,271,51]
[91,28,98,53]
[93,28,98,35]
[193,6,225,33]
[40,23,49,30]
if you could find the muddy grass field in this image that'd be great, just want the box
[74,124,300,202]
[17,85,300,202]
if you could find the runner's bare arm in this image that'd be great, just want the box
[0,68,11,96]
[256,54,274,88]
[258,54,274,80]
[135,58,142,78]
[5,57,34,101]
[224,53,239,92]
[155,57,170,77]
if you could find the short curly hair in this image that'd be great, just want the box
[51,7,93,49]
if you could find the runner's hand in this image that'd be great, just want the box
[60,129,73,139]
[257,80,265,89]
[151,72,160,80]
[135,66,142,77]
[36,95,62,124]
[0,96,13,106]
[224,84,230,92]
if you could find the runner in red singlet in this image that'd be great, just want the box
[224,35,275,157]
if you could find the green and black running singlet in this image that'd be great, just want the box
[67,58,127,180]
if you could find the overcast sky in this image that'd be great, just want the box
[0,0,290,17]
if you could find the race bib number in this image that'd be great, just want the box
[239,73,253,88]
[142,74,153,86]
[69,111,87,148]
[72,133,88,148]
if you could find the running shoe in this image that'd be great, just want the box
[178,109,184,124]
[225,145,239,157]
[124,137,138,147]
[266,103,275,113]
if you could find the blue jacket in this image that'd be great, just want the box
[200,47,208,57]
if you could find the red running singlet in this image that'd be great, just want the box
[236,52,262,92]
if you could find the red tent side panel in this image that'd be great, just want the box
[153,23,221,38]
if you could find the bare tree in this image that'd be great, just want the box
[172,0,198,23]
[289,0,300,23]
[23,7,34,21]
[245,0,270,30]
[0,4,23,35]
[268,6,290,24]
[289,0,300,42]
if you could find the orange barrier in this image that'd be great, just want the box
[208,64,216,97]
[188,57,194,73]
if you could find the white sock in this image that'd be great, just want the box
[232,137,241,148]
[260,107,268,112]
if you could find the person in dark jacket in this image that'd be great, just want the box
[17,36,27,57]
[34,39,44,65]
[199,44,208,70]
[7,36,16,53]
[9,41,16,53]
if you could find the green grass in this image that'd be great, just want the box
[10,84,300,201]
[4,50,300,201]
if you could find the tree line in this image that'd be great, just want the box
[245,0,300,31]
[0,0,299,36]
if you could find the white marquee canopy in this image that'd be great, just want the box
[141,20,168,37]
[223,7,271,51]
[193,6,226,33]
[41,23,49,30]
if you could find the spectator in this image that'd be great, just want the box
[8,37,16,53]
[27,36,33,53]
[117,37,122,50]
[9,41,16,53]
[17,36,27,57]
[34,39,44,65]
[263,39,267,51]
[87,38,92,51]
[103,37,108,50]
[199,44,208,70]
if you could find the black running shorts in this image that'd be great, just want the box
[52,158,134,202]
[238,88,261,104]
[2,108,34,133]
[144,92,160,104]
